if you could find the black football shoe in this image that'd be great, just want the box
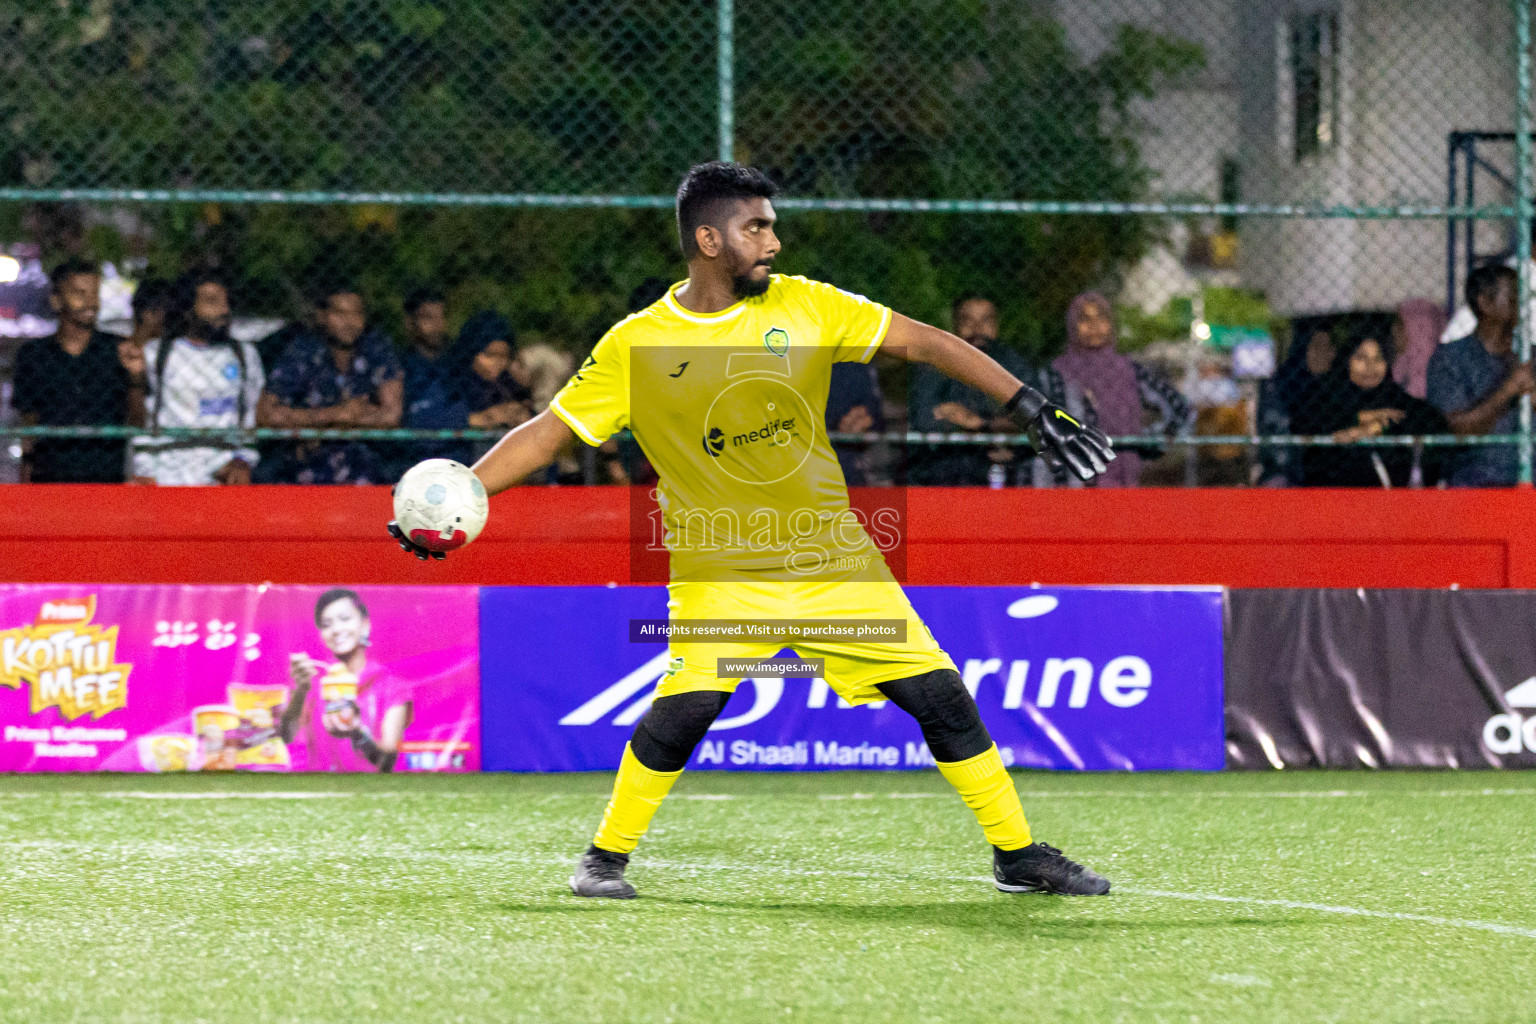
[570,846,637,899]
[993,842,1110,896]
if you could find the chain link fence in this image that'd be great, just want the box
[0,0,1530,487]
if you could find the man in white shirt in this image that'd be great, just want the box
[132,271,263,485]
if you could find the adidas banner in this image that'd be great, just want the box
[1226,589,1536,768]
[479,586,1226,772]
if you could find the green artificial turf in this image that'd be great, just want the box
[0,771,1532,1023]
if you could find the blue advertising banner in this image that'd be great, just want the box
[480,586,1224,772]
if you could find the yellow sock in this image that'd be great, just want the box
[936,745,1032,851]
[591,743,684,854]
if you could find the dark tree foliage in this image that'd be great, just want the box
[0,0,1200,352]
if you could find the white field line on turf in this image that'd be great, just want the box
[1117,888,1536,940]
[98,792,355,800]
[634,858,1536,942]
[820,789,1536,800]
[0,832,1529,941]
[635,857,1536,942]
[1009,789,1536,799]
[610,856,1536,942]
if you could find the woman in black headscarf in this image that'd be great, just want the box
[449,312,531,425]
[1291,327,1448,487]
[441,311,534,462]
[1257,322,1338,484]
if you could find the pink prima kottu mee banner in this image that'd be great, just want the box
[0,585,479,772]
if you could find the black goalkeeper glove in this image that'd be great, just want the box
[388,520,446,561]
[1006,385,1115,483]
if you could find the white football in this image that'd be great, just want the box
[393,459,489,553]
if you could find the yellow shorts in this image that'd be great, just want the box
[657,569,955,706]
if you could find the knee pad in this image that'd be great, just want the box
[630,690,732,772]
[876,668,992,763]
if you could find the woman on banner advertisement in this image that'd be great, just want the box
[278,589,413,771]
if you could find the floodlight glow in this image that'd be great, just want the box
[0,256,19,284]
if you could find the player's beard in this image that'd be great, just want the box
[192,316,233,346]
[60,298,99,330]
[727,245,773,299]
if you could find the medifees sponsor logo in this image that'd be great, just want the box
[1482,677,1536,754]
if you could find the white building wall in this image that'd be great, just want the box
[1238,0,1514,316]
[1049,0,1514,318]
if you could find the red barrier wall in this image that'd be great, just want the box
[7,485,1536,588]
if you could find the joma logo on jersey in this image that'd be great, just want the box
[763,327,789,356]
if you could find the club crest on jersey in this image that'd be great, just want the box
[763,327,790,356]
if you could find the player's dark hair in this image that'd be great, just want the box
[131,276,174,325]
[675,162,778,259]
[1338,322,1395,370]
[1466,261,1516,313]
[313,280,364,309]
[403,286,446,316]
[163,269,230,340]
[951,293,997,320]
[315,588,369,626]
[178,267,229,299]
[49,256,98,294]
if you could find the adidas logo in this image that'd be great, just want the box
[1482,677,1536,754]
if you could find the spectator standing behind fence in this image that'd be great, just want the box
[1427,263,1532,487]
[515,342,575,414]
[398,286,464,468]
[1391,299,1447,401]
[1441,224,1536,343]
[256,284,402,484]
[512,341,596,483]
[124,276,172,355]
[130,271,262,486]
[116,275,172,432]
[1051,291,1193,488]
[14,258,146,483]
[1256,325,1336,484]
[447,312,533,464]
[826,360,885,486]
[909,295,1082,486]
[1291,328,1447,487]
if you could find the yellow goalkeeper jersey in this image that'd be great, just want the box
[548,274,894,582]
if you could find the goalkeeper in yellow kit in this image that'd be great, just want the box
[390,163,1115,898]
